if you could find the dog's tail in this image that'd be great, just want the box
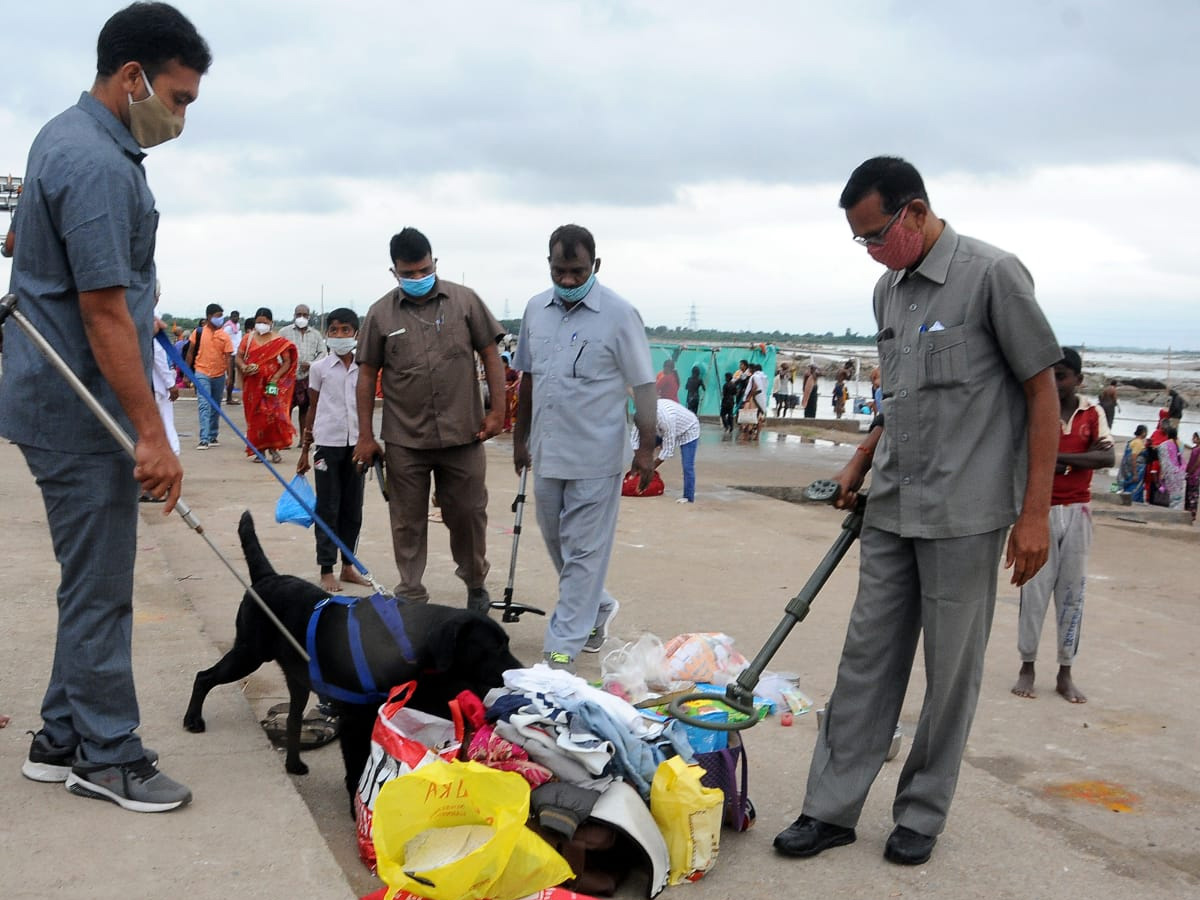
[238,510,277,583]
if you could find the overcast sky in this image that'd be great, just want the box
[3,0,1198,349]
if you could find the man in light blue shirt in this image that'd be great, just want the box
[513,225,656,672]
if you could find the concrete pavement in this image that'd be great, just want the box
[2,408,1198,899]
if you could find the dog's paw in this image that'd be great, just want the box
[183,715,206,733]
[286,757,309,776]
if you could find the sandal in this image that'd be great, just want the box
[270,450,283,464]
[259,702,339,750]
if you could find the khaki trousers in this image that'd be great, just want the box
[385,441,489,604]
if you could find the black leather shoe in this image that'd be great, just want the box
[773,814,856,857]
[884,825,937,865]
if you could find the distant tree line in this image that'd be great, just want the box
[498,320,876,346]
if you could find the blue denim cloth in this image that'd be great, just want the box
[193,372,225,442]
[680,437,698,501]
[19,445,145,766]
[565,699,695,800]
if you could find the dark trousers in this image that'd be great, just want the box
[385,441,489,603]
[312,445,365,570]
[20,445,145,765]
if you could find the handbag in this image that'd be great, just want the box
[622,469,665,497]
[736,406,759,425]
[694,730,754,832]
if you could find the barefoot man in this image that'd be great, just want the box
[1013,347,1113,704]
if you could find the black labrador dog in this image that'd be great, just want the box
[183,511,521,805]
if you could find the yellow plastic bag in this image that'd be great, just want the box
[650,755,724,885]
[373,759,572,900]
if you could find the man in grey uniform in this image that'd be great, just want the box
[773,157,1060,865]
[513,224,656,673]
[0,2,210,812]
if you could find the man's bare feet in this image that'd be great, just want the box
[0,713,10,729]
[320,571,341,592]
[1012,662,1037,699]
[340,566,371,588]
[1056,666,1087,703]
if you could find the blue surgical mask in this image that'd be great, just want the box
[398,273,436,298]
[554,273,596,303]
[210,315,225,327]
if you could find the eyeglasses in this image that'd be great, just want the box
[853,200,913,246]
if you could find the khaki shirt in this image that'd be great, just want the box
[358,279,503,450]
[868,222,1060,539]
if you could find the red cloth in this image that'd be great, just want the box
[655,369,680,400]
[1053,403,1103,505]
[239,335,297,454]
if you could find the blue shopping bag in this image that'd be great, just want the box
[275,474,316,528]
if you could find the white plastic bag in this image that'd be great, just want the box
[601,633,676,703]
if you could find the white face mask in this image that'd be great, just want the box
[294,316,310,329]
[326,337,357,356]
[254,322,272,335]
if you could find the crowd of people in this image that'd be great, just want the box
[1117,412,1199,516]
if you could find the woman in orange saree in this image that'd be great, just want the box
[236,307,297,463]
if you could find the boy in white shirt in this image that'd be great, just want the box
[297,309,369,592]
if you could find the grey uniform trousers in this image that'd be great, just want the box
[20,445,146,766]
[802,524,1006,837]
[534,473,622,659]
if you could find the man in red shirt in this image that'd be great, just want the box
[1012,347,1113,704]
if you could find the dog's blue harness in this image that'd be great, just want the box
[305,593,417,705]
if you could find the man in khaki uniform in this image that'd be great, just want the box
[354,227,505,611]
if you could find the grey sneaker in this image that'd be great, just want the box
[467,586,492,614]
[582,598,620,653]
[66,757,190,813]
[544,651,576,674]
[21,731,160,784]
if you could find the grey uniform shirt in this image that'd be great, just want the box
[0,93,157,452]
[869,222,1060,539]
[513,281,654,480]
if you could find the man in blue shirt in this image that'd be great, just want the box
[0,2,211,813]
[513,225,657,673]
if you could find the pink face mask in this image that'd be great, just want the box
[866,207,925,271]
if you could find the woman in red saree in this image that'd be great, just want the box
[236,307,297,463]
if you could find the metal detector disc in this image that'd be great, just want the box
[805,479,840,503]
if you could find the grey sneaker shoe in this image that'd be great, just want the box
[467,586,492,614]
[21,731,159,784]
[544,651,576,674]
[66,757,190,813]
[582,598,620,653]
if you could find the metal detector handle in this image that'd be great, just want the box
[373,458,388,502]
[668,484,869,733]
[0,294,309,662]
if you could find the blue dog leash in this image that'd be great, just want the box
[159,332,418,671]
[157,331,384,592]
